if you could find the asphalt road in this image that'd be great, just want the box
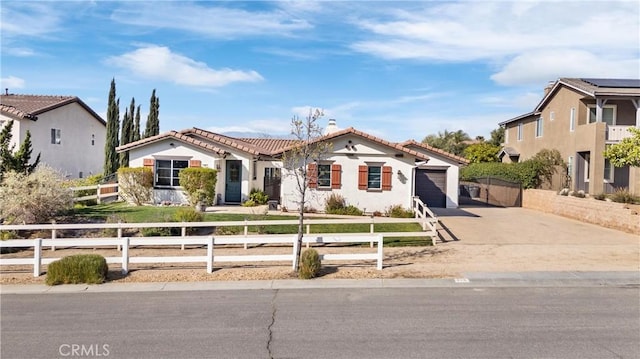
[2,286,639,359]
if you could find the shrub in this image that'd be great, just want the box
[609,188,640,204]
[303,206,317,213]
[140,227,173,237]
[460,149,565,189]
[338,205,364,216]
[324,193,346,213]
[249,188,269,205]
[0,165,73,224]
[0,231,19,240]
[117,167,153,205]
[173,207,204,235]
[46,254,108,285]
[179,168,217,206]
[298,248,321,279]
[558,188,569,196]
[385,204,415,218]
[593,193,607,201]
[571,190,586,198]
[242,199,257,207]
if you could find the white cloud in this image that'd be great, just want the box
[491,50,640,86]
[4,47,36,57]
[352,1,640,85]
[106,45,264,87]
[0,76,26,90]
[0,2,63,38]
[110,2,311,39]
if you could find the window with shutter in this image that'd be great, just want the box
[189,159,202,167]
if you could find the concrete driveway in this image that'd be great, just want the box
[433,206,639,245]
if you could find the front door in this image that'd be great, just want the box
[225,160,242,203]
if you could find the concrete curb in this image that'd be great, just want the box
[1,271,638,294]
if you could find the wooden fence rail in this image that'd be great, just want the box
[0,234,384,277]
[69,183,119,204]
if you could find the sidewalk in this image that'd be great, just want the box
[2,271,638,294]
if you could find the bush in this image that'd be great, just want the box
[0,165,73,224]
[46,254,108,285]
[179,168,217,206]
[324,193,346,213]
[558,188,569,196]
[173,207,203,235]
[298,248,321,279]
[593,193,607,201]
[460,149,565,189]
[571,190,586,198]
[0,231,19,240]
[323,193,363,215]
[118,167,153,205]
[242,199,257,207]
[609,188,640,204]
[385,204,415,218]
[249,188,269,205]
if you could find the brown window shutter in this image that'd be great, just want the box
[143,158,154,168]
[308,163,318,189]
[382,166,392,191]
[331,164,342,189]
[189,159,201,168]
[358,165,368,190]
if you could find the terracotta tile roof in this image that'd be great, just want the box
[116,130,227,155]
[239,137,301,154]
[273,127,431,161]
[182,128,270,156]
[400,140,469,164]
[0,94,105,125]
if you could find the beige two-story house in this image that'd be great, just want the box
[499,78,640,195]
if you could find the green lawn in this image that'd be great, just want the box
[70,202,432,246]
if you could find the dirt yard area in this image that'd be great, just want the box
[1,207,638,284]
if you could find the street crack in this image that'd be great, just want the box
[267,289,279,359]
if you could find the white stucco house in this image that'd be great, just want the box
[116,122,467,211]
[0,93,106,179]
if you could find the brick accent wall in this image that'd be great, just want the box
[523,189,640,234]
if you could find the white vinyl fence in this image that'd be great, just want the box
[0,234,383,277]
[70,183,119,204]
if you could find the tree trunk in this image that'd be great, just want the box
[293,199,305,272]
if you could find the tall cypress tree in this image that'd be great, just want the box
[0,119,40,179]
[104,78,120,176]
[119,97,135,168]
[132,105,141,142]
[144,89,160,138]
[13,130,40,175]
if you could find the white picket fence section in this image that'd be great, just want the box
[0,234,384,277]
[412,196,438,238]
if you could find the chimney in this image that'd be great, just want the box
[543,81,555,96]
[324,119,339,135]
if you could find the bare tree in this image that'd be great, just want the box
[281,109,331,271]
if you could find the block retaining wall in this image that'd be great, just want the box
[523,189,640,235]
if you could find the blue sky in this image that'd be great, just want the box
[2,1,639,142]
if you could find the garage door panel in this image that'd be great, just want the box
[415,169,446,208]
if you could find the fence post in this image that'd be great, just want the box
[306,224,310,248]
[121,237,129,275]
[51,220,56,251]
[370,216,375,248]
[34,238,42,277]
[96,184,102,204]
[181,223,186,251]
[207,236,214,273]
[292,235,299,270]
[244,219,248,250]
[376,235,383,270]
[117,221,122,251]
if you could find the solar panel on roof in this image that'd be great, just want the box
[581,78,640,88]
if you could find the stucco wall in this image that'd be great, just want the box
[1,103,106,178]
[522,189,640,234]
[279,135,417,213]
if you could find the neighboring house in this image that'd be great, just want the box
[499,78,640,195]
[117,122,466,211]
[0,93,106,179]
